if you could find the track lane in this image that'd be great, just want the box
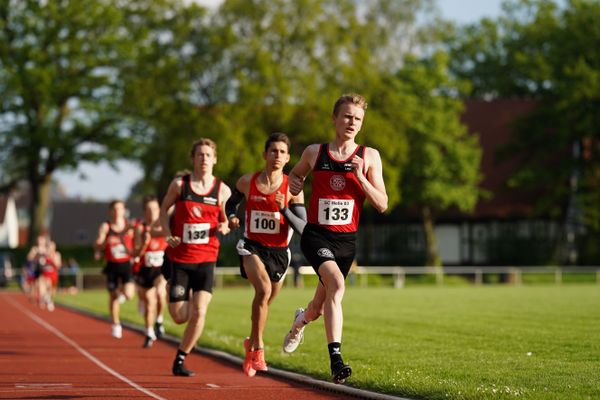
[0,291,352,400]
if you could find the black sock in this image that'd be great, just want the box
[175,349,187,365]
[328,342,343,366]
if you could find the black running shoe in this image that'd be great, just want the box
[172,361,195,377]
[331,361,352,384]
[143,336,154,348]
[154,322,165,339]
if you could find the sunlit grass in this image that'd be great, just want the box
[57,285,600,399]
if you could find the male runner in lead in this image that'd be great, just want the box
[282,94,388,384]
[159,138,231,377]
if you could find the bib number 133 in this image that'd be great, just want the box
[318,199,354,226]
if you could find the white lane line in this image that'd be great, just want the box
[206,383,220,389]
[5,295,167,400]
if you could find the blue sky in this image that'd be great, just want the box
[54,0,506,201]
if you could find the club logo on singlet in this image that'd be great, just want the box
[192,206,202,218]
[330,175,346,191]
[317,248,335,259]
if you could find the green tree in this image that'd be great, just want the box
[447,0,600,252]
[0,0,137,243]
[398,52,483,266]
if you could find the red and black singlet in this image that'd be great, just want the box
[307,143,366,233]
[168,174,222,264]
[104,223,133,263]
[139,223,168,268]
[244,172,291,248]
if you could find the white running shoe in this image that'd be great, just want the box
[111,324,122,339]
[47,301,55,312]
[283,308,305,353]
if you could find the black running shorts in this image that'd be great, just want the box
[105,261,133,292]
[300,223,356,278]
[136,266,163,289]
[237,238,290,283]
[169,261,215,302]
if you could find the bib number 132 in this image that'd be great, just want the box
[183,223,210,244]
[318,199,354,225]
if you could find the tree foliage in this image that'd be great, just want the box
[0,0,138,241]
[447,0,600,231]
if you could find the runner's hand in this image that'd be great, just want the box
[217,222,230,235]
[275,191,285,210]
[228,216,240,230]
[289,173,304,196]
[351,155,365,181]
[166,235,181,248]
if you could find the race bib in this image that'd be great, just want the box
[110,244,128,259]
[317,199,354,226]
[144,250,164,267]
[183,223,210,244]
[249,210,281,234]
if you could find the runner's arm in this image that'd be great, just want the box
[288,144,319,196]
[353,147,388,213]
[160,178,182,247]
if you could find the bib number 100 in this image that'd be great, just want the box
[318,199,354,226]
[250,210,280,234]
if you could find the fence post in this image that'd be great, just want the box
[361,271,368,288]
[436,268,443,286]
[394,268,405,289]
[76,270,84,292]
[475,268,482,285]
[215,274,223,289]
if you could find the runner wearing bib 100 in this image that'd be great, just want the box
[307,143,366,233]
[168,174,223,264]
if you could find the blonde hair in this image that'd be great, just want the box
[332,93,368,116]
[190,138,217,158]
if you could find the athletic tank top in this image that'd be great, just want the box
[139,223,168,268]
[169,174,222,263]
[244,172,291,248]
[307,143,366,233]
[104,223,133,263]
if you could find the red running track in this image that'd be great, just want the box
[0,291,350,400]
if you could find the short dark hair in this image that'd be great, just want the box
[332,93,368,116]
[108,199,124,210]
[264,132,291,152]
[142,195,158,208]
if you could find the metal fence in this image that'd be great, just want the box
[57,265,600,292]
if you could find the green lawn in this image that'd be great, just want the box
[56,285,600,400]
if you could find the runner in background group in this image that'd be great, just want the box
[93,200,135,339]
[133,195,168,348]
